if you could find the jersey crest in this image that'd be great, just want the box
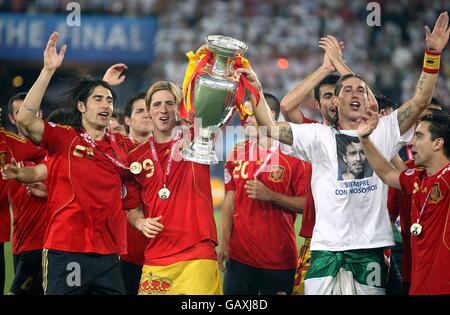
[429,182,443,204]
[269,165,285,183]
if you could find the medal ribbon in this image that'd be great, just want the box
[249,140,279,180]
[148,132,182,188]
[77,130,128,170]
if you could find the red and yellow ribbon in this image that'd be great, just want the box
[179,47,260,123]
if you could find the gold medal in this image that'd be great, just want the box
[410,222,423,236]
[130,162,143,175]
[158,186,170,200]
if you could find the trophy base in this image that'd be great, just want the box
[181,141,218,165]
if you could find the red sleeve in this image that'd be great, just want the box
[290,159,311,196]
[39,121,74,154]
[224,159,235,192]
[294,111,320,124]
[399,168,420,194]
[302,116,320,124]
[122,175,142,210]
[5,132,47,163]
[114,133,139,153]
[298,161,315,238]
[387,187,400,218]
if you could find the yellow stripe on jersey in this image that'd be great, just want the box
[5,130,27,143]
[42,248,49,295]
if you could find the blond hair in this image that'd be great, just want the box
[145,81,181,109]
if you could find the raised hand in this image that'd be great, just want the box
[319,35,345,71]
[425,11,450,52]
[103,63,128,86]
[43,32,67,71]
[235,66,262,91]
[357,109,379,138]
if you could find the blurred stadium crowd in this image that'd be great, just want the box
[1,0,449,119]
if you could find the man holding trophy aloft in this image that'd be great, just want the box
[124,35,261,294]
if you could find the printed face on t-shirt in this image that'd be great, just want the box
[336,134,373,181]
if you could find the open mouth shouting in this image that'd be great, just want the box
[349,100,361,111]
[98,111,110,120]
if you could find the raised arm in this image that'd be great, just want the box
[320,35,378,111]
[357,110,402,189]
[281,37,344,123]
[397,11,450,135]
[236,67,294,145]
[16,32,67,143]
[103,63,128,86]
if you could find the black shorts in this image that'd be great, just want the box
[223,259,296,295]
[120,259,142,295]
[43,249,125,295]
[10,249,43,295]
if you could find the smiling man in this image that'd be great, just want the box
[15,32,129,295]
[124,81,221,295]
[240,12,449,294]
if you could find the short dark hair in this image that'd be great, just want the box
[263,92,281,120]
[8,92,27,116]
[314,74,340,102]
[375,94,397,112]
[63,77,117,130]
[420,113,450,158]
[334,73,367,97]
[430,97,442,108]
[46,108,72,125]
[111,111,125,126]
[338,136,361,158]
[124,92,146,118]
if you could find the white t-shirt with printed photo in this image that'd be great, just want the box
[282,110,413,251]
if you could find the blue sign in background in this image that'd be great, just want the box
[0,13,157,64]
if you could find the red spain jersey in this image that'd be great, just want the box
[8,161,47,254]
[123,138,218,266]
[117,137,148,266]
[297,119,319,239]
[40,121,128,254]
[387,159,416,283]
[224,140,309,269]
[399,162,450,295]
[299,162,314,238]
[0,128,46,243]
